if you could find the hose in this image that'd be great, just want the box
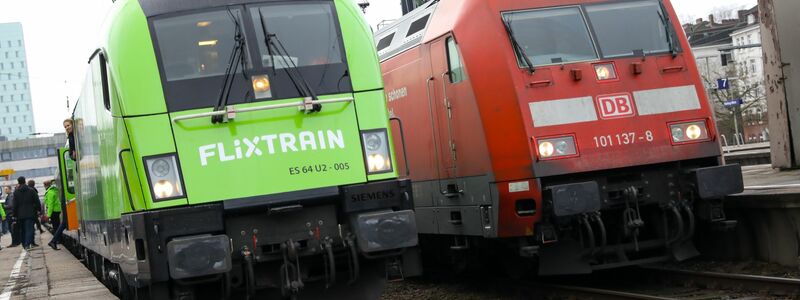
[325,241,336,288]
[347,238,360,285]
[592,214,607,250]
[681,203,696,242]
[581,215,595,256]
[666,205,684,245]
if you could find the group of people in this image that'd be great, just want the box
[0,118,74,251]
[0,177,61,251]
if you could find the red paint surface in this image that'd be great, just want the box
[382,0,720,238]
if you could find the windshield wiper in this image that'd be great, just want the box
[212,9,247,124]
[657,0,677,57]
[257,10,321,113]
[503,19,535,74]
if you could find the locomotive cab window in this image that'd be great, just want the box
[585,0,680,58]
[150,3,351,112]
[502,1,682,68]
[502,7,597,67]
[249,3,344,70]
[446,37,466,83]
[153,9,248,82]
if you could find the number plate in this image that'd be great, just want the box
[593,130,654,148]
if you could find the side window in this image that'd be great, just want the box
[406,14,430,38]
[89,51,111,111]
[376,33,395,52]
[63,151,76,194]
[446,37,465,83]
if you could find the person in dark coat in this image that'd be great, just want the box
[13,177,41,250]
[27,180,44,235]
[5,185,21,248]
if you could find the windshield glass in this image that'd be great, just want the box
[250,3,343,70]
[585,1,673,58]
[149,3,351,112]
[153,9,245,82]
[503,7,597,66]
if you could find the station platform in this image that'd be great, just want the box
[0,230,116,300]
[702,163,800,268]
[734,164,800,199]
[723,142,771,166]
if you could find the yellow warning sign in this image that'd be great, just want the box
[0,169,15,178]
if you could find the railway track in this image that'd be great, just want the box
[528,266,800,300]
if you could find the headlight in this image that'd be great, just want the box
[536,136,577,160]
[144,154,185,201]
[364,133,382,151]
[251,75,272,99]
[593,63,617,81]
[538,141,554,158]
[153,180,175,198]
[669,121,710,144]
[361,129,393,174]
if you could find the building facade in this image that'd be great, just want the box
[0,133,65,198]
[686,7,767,145]
[730,22,768,143]
[0,22,35,141]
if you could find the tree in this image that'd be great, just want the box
[701,62,766,145]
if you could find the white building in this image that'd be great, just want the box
[729,20,765,115]
[693,44,732,90]
[687,6,767,144]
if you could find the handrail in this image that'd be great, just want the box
[171,97,354,123]
[720,135,729,152]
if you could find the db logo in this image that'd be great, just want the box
[596,93,636,119]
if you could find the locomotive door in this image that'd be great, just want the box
[426,36,459,182]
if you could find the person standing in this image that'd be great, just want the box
[50,119,76,251]
[44,180,61,232]
[5,186,20,248]
[0,196,5,250]
[13,177,41,250]
[1,186,11,235]
[27,180,44,235]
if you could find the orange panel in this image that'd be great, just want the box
[66,199,79,231]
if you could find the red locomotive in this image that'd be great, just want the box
[377,0,743,274]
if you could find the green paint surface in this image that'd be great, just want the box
[171,94,368,204]
[335,0,384,92]
[70,0,395,222]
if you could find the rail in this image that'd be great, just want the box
[640,266,800,296]
[529,282,674,300]
[519,266,800,299]
[171,97,354,123]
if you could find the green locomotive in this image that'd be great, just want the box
[62,0,419,298]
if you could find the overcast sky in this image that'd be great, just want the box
[0,0,756,135]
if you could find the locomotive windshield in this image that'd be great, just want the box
[154,9,248,82]
[502,7,597,66]
[150,2,350,112]
[503,0,679,67]
[250,3,343,70]
[585,1,675,57]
